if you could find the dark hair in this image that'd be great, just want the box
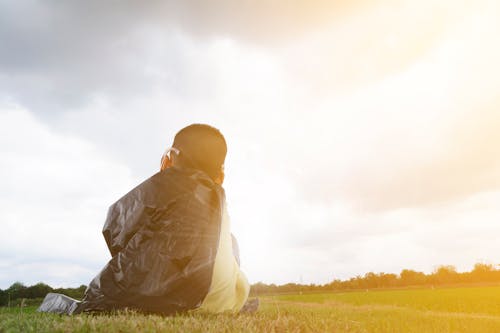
[172,124,227,180]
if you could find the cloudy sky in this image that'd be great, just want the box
[1,0,500,289]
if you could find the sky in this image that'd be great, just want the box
[1,0,500,289]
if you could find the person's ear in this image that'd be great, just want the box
[214,168,225,185]
[160,155,172,171]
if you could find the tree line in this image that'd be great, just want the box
[0,282,86,306]
[251,263,500,295]
[1,263,499,305]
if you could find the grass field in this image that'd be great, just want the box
[1,286,500,332]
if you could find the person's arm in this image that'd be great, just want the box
[231,234,241,266]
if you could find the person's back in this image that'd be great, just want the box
[38,124,250,315]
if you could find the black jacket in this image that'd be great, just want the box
[74,166,224,314]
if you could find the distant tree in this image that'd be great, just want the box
[347,276,363,289]
[378,273,398,288]
[400,269,426,286]
[7,282,27,299]
[0,289,7,306]
[326,279,343,290]
[26,283,53,299]
[363,272,378,288]
[53,285,87,300]
[433,265,458,284]
[471,263,498,282]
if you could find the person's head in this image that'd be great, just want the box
[161,124,227,184]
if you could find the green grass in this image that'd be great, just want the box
[2,286,500,332]
[276,286,500,316]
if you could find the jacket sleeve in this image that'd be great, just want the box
[101,173,170,257]
[102,194,168,258]
[76,168,225,315]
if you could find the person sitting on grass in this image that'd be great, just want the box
[38,124,258,315]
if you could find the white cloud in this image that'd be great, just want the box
[240,189,500,284]
[0,107,137,288]
[284,3,500,211]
